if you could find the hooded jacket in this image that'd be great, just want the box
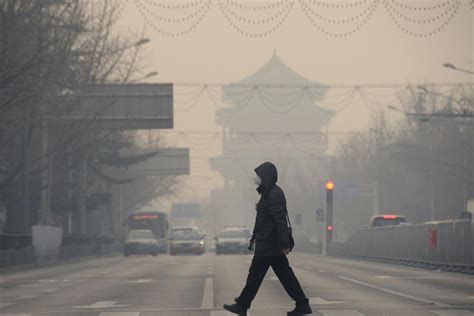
[252,162,290,257]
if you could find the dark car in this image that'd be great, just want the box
[124,229,159,257]
[215,227,249,255]
[169,229,206,255]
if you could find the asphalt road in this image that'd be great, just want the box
[0,252,473,315]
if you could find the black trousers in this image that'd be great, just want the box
[236,255,309,309]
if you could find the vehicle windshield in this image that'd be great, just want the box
[128,230,155,239]
[219,230,246,238]
[372,218,405,227]
[172,230,201,240]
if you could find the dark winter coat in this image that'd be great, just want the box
[252,162,290,257]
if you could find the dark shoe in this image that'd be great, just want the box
[287,304,313,315]
[223,303,247,315]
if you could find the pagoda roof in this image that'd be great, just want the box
[231,50,326,87]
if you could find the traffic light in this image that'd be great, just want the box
[325,180,335,191]
[325,180,334,243]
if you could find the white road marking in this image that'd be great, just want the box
[269,276,279,280]
[74,301,128,309]
[338,276,450,307]
[16,294,39,300]
[201,277,214,309]
[430,311,474,316]
[375,275,437,279]
[40,287,60,293]
[127,279,152,283]
[0,302,15,308]
[211,312,251,316]
[71,278,88,282]
[38,279,57,283]
[99,312,140,316]
[59,283,73,287]
[309,297,344,305]
[19,284,39,288]
[319,311,365,316]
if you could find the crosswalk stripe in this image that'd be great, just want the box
[0,302,15,308]
[212,312,252,316]
[319,311,365,316]
[99,312,140,316]
[430,311,474,316]
[16,294,39,300]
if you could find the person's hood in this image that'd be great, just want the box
[254,162,278,196]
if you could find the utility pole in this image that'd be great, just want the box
[23,112,30,233]
[79,156,87,234]
[39,112,52,226]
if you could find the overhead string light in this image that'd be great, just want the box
[170,83,472,114]
[384,0,462,37]
[217,0,295,37]
[299,0,379,38]
[135,0,211,37]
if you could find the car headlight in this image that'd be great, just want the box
[200,241,204,245]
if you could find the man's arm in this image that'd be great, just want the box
[267,189,290,250]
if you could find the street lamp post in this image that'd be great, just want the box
[443,63,474,75]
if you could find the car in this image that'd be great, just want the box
[368,215,406,228]
[169,229,206,255]
[215,227,250,255]
[123,229,160,257]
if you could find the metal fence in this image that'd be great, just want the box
[0,234,121,268]
[328,220,473,270]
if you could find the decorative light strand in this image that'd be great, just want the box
[306,0,368,9]
[217,0,295,37]
[225,0,287,11]
[384,0,461,37]
[139,0,208,23]
[299,0,378,38]
[301,0,376,25]
[135,0,211,37]
[143,0,203,10]
[391,0,452,11]
[387,1,458,25]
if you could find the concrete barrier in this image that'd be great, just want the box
[328,220,473,270]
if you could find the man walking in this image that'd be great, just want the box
[223,162,312,316]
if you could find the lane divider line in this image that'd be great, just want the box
[99,312,140,316]
[201,277,214,309]
[338,276,450,307]
[429,311,474,316]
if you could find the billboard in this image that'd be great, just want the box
[171,203,201,219]
[104,148,189,178]
[56,83,173,129]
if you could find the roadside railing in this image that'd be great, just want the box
[328,220,473,274]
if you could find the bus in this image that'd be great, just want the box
[126,210,169,253]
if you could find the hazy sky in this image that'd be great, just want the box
[114,0,473,209]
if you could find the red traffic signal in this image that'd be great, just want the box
[327,225,333,231]
[325,180,335,191]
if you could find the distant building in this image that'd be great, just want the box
[209,52,334,235]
